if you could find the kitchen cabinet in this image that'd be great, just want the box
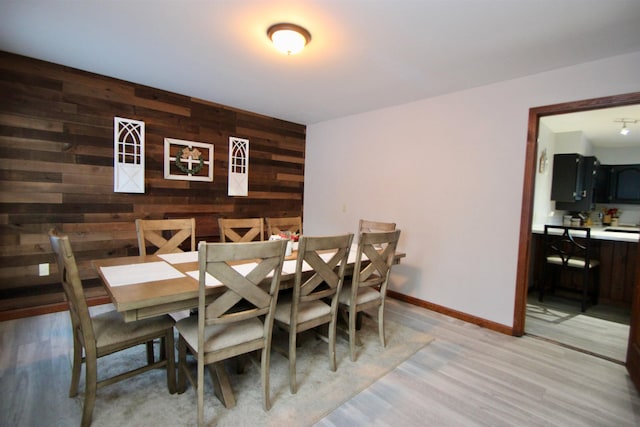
[552,154,599,211]
[594,163,611,203]
[599,240,637,304]
[606,164,640,204]
[551,154,585,203]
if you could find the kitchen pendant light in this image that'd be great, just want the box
[621,123,630,135]
[615,118,637,136]
[267,23,311,55]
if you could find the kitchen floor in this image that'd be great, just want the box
[525,292,631,363]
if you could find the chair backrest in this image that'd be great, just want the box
[358,219,396,234]
[266,216,302,237]
[218,218,264,242]
[292,233,354,313]
[48,229,96,349]
[358,219,396,248]
[135,218,196,256]
[197,239,287,337]
[543,225,594,268]
[352,229,401,297]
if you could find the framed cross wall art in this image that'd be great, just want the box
[164,138,214,182]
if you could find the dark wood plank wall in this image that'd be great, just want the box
[0,52,306,320]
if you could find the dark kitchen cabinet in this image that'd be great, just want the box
[594,163,610,203]
[552,154,599,211]
[551,154,585,203]
[607,164,640,204]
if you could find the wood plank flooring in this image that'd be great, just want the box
[316,299,639,427]
[525,293,630,363]
[1,300,638,426]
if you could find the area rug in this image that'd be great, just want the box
[84,315,433,427]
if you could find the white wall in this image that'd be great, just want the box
[533,122,556,226]
[304,51,640,327]
[594,146,640,163]
[555,131,593,155]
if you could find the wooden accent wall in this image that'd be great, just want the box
[0,52,306,320]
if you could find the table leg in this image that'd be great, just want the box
[208,362,236,408]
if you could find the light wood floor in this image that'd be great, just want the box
[525,293,631,363]
[316,299,639,427]
[1,300,638,426]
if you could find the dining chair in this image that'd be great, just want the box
[273,233,354,393]
[135,218,196,255]
[175,239,287,427]
[338,229,401,361]
[538,225,600,312]
[218,217,264,242]
[48,229,176,427]
[266,216,302,237]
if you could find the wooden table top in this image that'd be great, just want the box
[93,246,406,322]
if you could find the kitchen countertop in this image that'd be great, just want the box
[532,224,639,243]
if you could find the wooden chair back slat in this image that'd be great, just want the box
[266,216,302,236]
[199,240,286,324]
[358,219,396,234]
[135,218,196,256]
[354,230,401,291]
[218,218,264,242]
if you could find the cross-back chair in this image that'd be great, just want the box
[175,239,287,427]
[273,233,354,393]
[135,218,196,255]
[48,229,176,427]
[538,225,600,312]
[339,229,401,361]
[266,216,302,237]
[218,217,264,242]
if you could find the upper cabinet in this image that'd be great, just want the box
[607,164,640,204]
[594,163,611,204]
[551,153,599,211]
[552,155,640,208]
[551,153,585,203]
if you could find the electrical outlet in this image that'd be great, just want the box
[38,263,49,276]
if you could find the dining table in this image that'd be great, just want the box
[92,244,406,323]
[91,244,405,408]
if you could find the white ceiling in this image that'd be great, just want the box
[1,0,640,126]
[542,105,640,148]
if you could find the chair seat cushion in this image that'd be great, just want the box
[546,255,600,269]
[175,315,264,353]
[274,298,331,326]
[92,310,175,349]
[339,284,381,306]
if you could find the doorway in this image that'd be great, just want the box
[524,105,639,363]
[512,92,640,366]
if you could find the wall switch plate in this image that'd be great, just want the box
[38,263,49,276]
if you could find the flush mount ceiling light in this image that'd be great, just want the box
[267,23,311,55]
[615,118,638,136]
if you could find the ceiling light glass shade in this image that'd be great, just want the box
[620,125,630,135]
[267,23,311,55]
